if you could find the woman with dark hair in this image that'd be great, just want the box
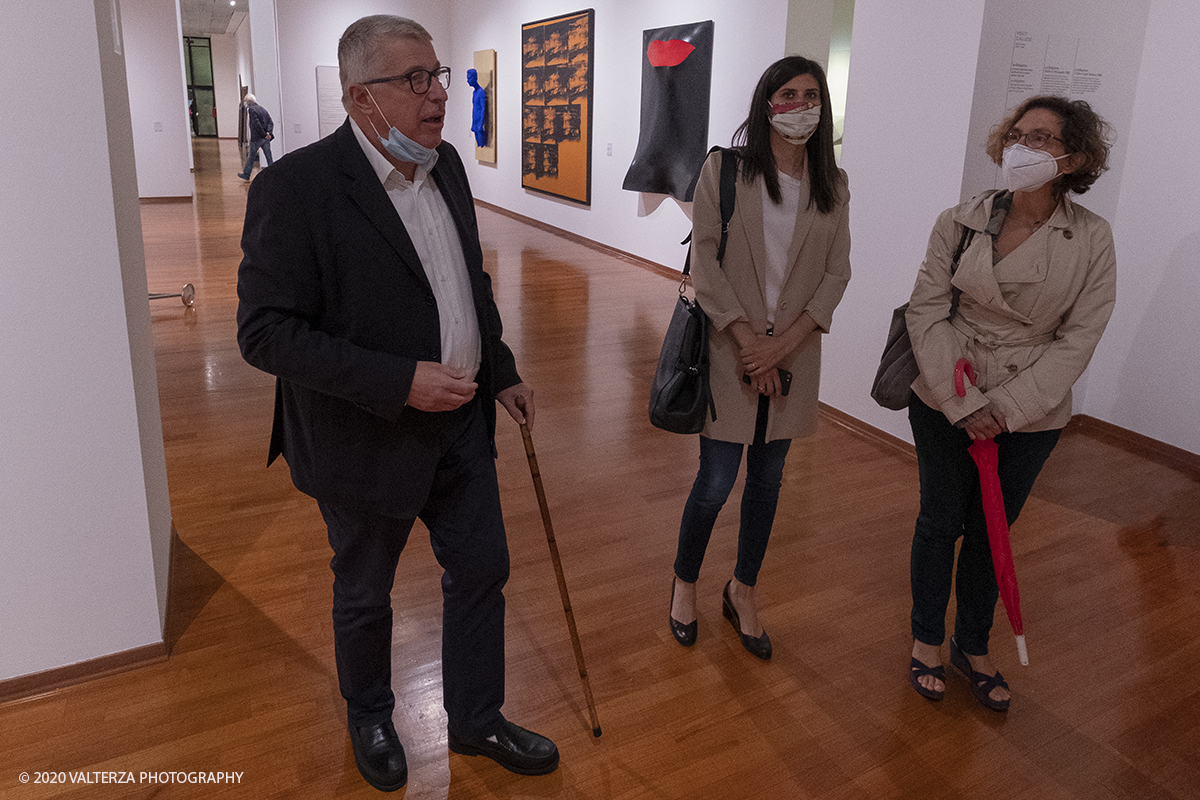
[905,97,1115,709]
[668,56,851,659]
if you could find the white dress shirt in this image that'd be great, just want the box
[350,118,482,380]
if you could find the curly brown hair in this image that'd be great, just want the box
[986,96,1113,195]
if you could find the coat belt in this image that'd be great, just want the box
[950,316,1056,349]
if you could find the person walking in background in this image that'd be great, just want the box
[238,93,274,180]
[905,97,1115,711]
[236,15,558,792]
[668,56,852,660]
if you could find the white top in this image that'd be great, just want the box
[760,171,806,327]
[350,118,481,379]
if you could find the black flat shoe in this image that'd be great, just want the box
[348,721,407,792]
[950,637,1010,712]
[722,580,771,660]
[448,719,559,775]
[670,577,697,646]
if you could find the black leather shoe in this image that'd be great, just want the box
[448,719,559,775]
[670,577,697,646]
[348,721,407,792]
[722,580,772,660]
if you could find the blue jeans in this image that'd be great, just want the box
[241,137,274,176]
[673,431,792,587]
[908,395,1060,655]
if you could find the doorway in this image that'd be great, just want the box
[184,36,218,137]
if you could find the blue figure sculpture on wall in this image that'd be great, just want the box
[466,68,488,147]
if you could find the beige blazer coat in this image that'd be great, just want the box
[691,150,851,443]
[907,190,1116,432]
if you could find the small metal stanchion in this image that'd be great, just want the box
[149,283,196,307]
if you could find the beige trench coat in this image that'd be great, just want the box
[691,150,851,443]
[908,190,1116,432]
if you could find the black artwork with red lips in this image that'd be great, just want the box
[622,20,714,202]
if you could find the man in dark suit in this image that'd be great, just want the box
[236,15,558,793]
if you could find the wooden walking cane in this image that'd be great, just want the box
[515,398,602,737]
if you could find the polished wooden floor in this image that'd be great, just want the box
[2,139,1198,799]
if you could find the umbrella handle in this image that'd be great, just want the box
[1015,634,1029,666]
[954,358,977,398]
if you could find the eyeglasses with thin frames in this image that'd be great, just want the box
[361,66,452,95]
[1003,128,1063,151]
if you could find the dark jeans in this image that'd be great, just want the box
[241,137,274,175]
[674,398,792,586]
[908,395,1060,655]
[317,400,509,738]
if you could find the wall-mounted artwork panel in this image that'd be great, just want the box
[622,21,714,202]
[520,9,594,205]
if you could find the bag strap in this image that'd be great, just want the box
[681,146,738,279]
[948,223,975,310]
[951,223,974,274]
[715,147,737,264]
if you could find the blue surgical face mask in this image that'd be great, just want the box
[365,88,437,168]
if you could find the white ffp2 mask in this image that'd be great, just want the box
[1001,144,1069,193]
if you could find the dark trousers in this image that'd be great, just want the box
[674,396,792,587]
[317,401,509,738]
[908,395,1060,655]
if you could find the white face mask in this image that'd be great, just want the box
[1001,143,1069,193]
[769,103,821,145]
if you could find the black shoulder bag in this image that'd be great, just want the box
[870,224,975,410]
[649,147,737,433]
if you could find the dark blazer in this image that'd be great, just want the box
[237,119,520,517]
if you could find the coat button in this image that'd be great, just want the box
[1063,229,1074,240]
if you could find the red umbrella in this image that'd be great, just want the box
[955,358,1029,665]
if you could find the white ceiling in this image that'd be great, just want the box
[179,0,248,36]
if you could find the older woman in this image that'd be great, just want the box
[668,56,851,659]
[906,97,1115,709]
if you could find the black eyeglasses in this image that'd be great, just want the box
[361,66,451,95]
[1003,128,1063,151]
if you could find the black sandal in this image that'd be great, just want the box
[909,657,945,701]
[950,637,1010,711]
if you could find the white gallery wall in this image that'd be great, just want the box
[122,0,194,198]
[235,11,255,104]
[208,33,242,139]
[822,0,989,443]
[246,0,289,158]
[0,0,171,681]
[1086,0,1200,453]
